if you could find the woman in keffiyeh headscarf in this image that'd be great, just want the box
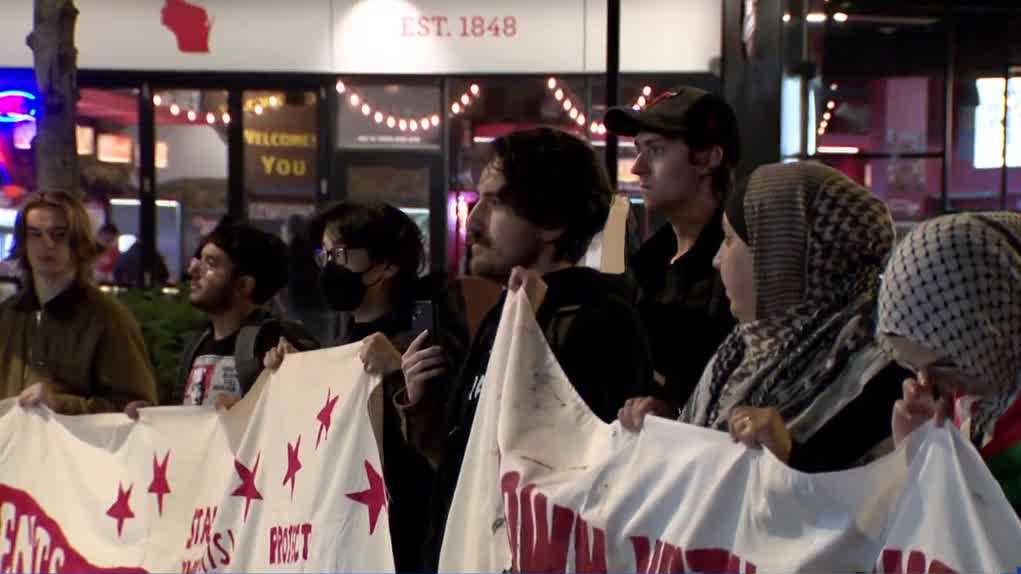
[880,212,1021,509]
[620,161,907,471]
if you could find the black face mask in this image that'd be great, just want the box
[319,264,368,311]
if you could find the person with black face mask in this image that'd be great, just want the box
[260,200,470,574]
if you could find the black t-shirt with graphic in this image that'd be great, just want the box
[182,322,281,407]
[182,332,240,407]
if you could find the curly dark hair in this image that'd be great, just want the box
[199,217,288,304]
[489,127,613,263]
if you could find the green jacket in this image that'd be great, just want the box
[0,281,158,414]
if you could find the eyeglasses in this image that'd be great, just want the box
[315,246,349,268]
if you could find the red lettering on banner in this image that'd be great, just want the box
[179,507,233,573]
[502,471,607,573]
[501,473,762,574]
[185,506,217,549]
[0,484,146,573]
[631,537,754,574]
[268,523,312,565]
[876,548,959,573]
[574,515,607,573]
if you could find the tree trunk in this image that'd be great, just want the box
[26,0,79,196]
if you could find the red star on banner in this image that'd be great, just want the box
[282,435,302,500]
[106,482,134,537]
[315,388,339,449]
[231,453,262,523]
[148,450,171,516]
[345,460,386,535]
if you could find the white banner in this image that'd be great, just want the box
[440,291,1021,573]
[0,343,394,573]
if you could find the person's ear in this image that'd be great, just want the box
[235,275,256,300]
[693,145,725,176]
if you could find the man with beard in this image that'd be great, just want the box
[396,127,656,568]
[124,218,306,415]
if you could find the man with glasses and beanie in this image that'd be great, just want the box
[604,86,740,414]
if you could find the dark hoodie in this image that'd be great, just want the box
[401,266,656,569]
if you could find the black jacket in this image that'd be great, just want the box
[630,215,735,407]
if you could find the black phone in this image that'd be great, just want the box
[410,299,437,343]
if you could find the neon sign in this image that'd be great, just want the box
[0,90,38,123]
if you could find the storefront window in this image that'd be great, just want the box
[243,90,319,230]
[336,79,441,272]
[153,89,228,284]
[815,9,946,221]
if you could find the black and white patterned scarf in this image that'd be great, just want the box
[681,162,896,442]
[878,212,1021,445]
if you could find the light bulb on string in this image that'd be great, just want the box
[170,104,180,116]
[387,116,396,128]
[431,114,440,127]
[470,84,480,96]
[335,80,346,94]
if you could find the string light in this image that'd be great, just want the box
[544,75,641,136]
[186,110,197,122]
[254,104,264,115]
[169,104,180,116]
[153,95,162,106]
[222,113,230,124]
[325,79,481,133]
[205,112,215,124]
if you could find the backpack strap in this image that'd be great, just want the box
[234,321,269,395]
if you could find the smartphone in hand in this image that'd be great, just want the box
[410,299,437,344]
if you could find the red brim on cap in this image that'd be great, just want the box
[603,106,687,137]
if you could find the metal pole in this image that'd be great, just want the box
[605,0,620,187]
[227,90,245,221]
[138,83,156,289]
[941,6,955,214]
